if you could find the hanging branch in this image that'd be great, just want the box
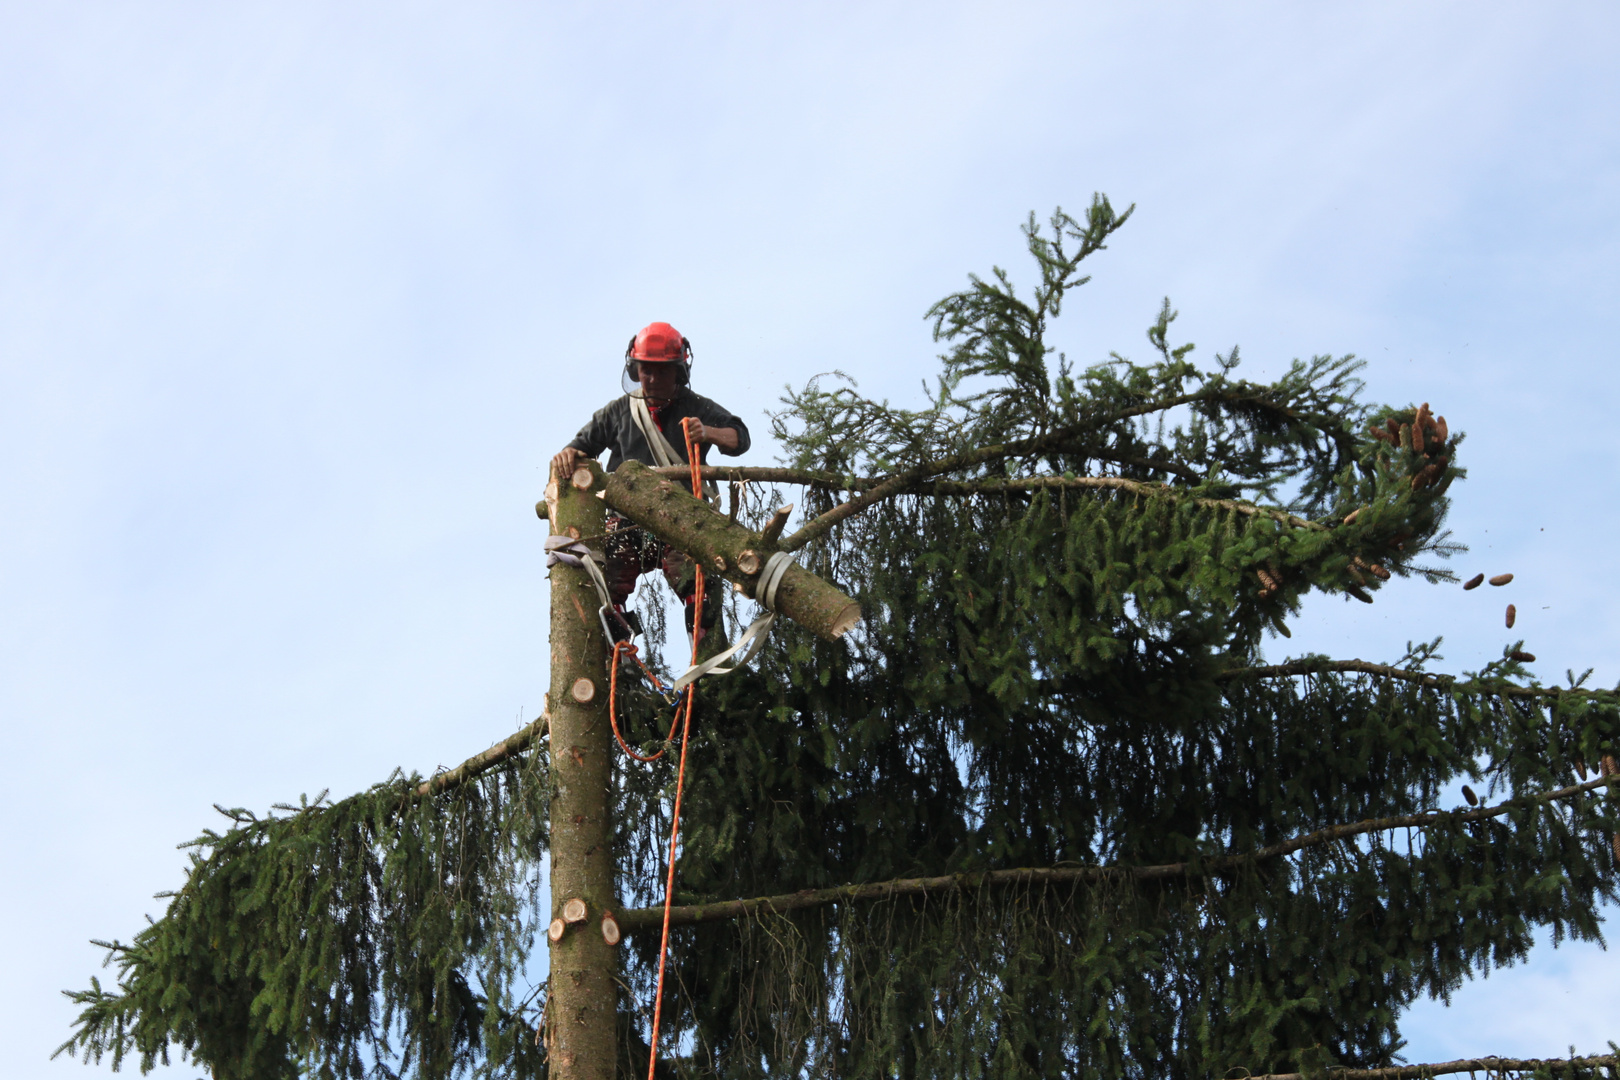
[1238,1054,1620,1080]
[615,772,1620,933]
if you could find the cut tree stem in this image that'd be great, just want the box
[544,475,617,1080]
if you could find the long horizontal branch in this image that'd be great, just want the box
[616,773,1620,933]
[655,467,1321,534]
[1243,1054,1620,1080]
[773,390,1224,552]
[1225,658,1616,700]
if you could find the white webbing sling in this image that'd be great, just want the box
[628,394,719,501]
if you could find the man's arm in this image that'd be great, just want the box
[684,421,740,454]
[688,396,751,457]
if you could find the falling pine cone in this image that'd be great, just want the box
[1505,604,1516,629]
[1510,650,1535,663]
[1461,784,1478,806]
[1489,573,1514,586]
[1463,573,1484,590]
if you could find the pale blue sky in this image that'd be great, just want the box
[4,4,1618,1074]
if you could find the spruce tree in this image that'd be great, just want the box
[60,195,1620,1080]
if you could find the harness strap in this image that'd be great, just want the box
[628,393,719,500]
[667,551,796,691]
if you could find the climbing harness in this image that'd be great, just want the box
[667,550,792,691]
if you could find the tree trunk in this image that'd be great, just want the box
[588,460,862,641]
[545,474,618,1080]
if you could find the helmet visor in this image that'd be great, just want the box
[623,358,691,396]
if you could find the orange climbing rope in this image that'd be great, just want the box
[608,640,680,763]
[600,416,707,1079]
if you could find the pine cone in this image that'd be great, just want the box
[1489,573,1514,586]
[1463,573,1484,590]
[1505,604,1516,629]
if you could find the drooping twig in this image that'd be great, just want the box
[614,773,1620,932]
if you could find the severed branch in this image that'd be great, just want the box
[614,773,1620,933]
[1223,657,1617,701]
[593,460,862,640]
[1239,1054,1620,1080]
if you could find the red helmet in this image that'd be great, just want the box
[626,322,691,364]
[623,322,692,394]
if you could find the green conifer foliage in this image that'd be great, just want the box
[63,197,1620,1079]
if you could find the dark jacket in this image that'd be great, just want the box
[566,390,751,472]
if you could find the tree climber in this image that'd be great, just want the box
[551,322,750,641]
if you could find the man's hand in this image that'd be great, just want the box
[684,422,740,453]
[551,447,586,479]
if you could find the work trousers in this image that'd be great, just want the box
[604,515,721,631]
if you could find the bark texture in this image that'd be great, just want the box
[592,460,861,641]
[546,476,617,1080]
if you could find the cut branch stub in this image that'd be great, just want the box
[562,897,588,924]
[760,504,793,544]
[593,461,860,641]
